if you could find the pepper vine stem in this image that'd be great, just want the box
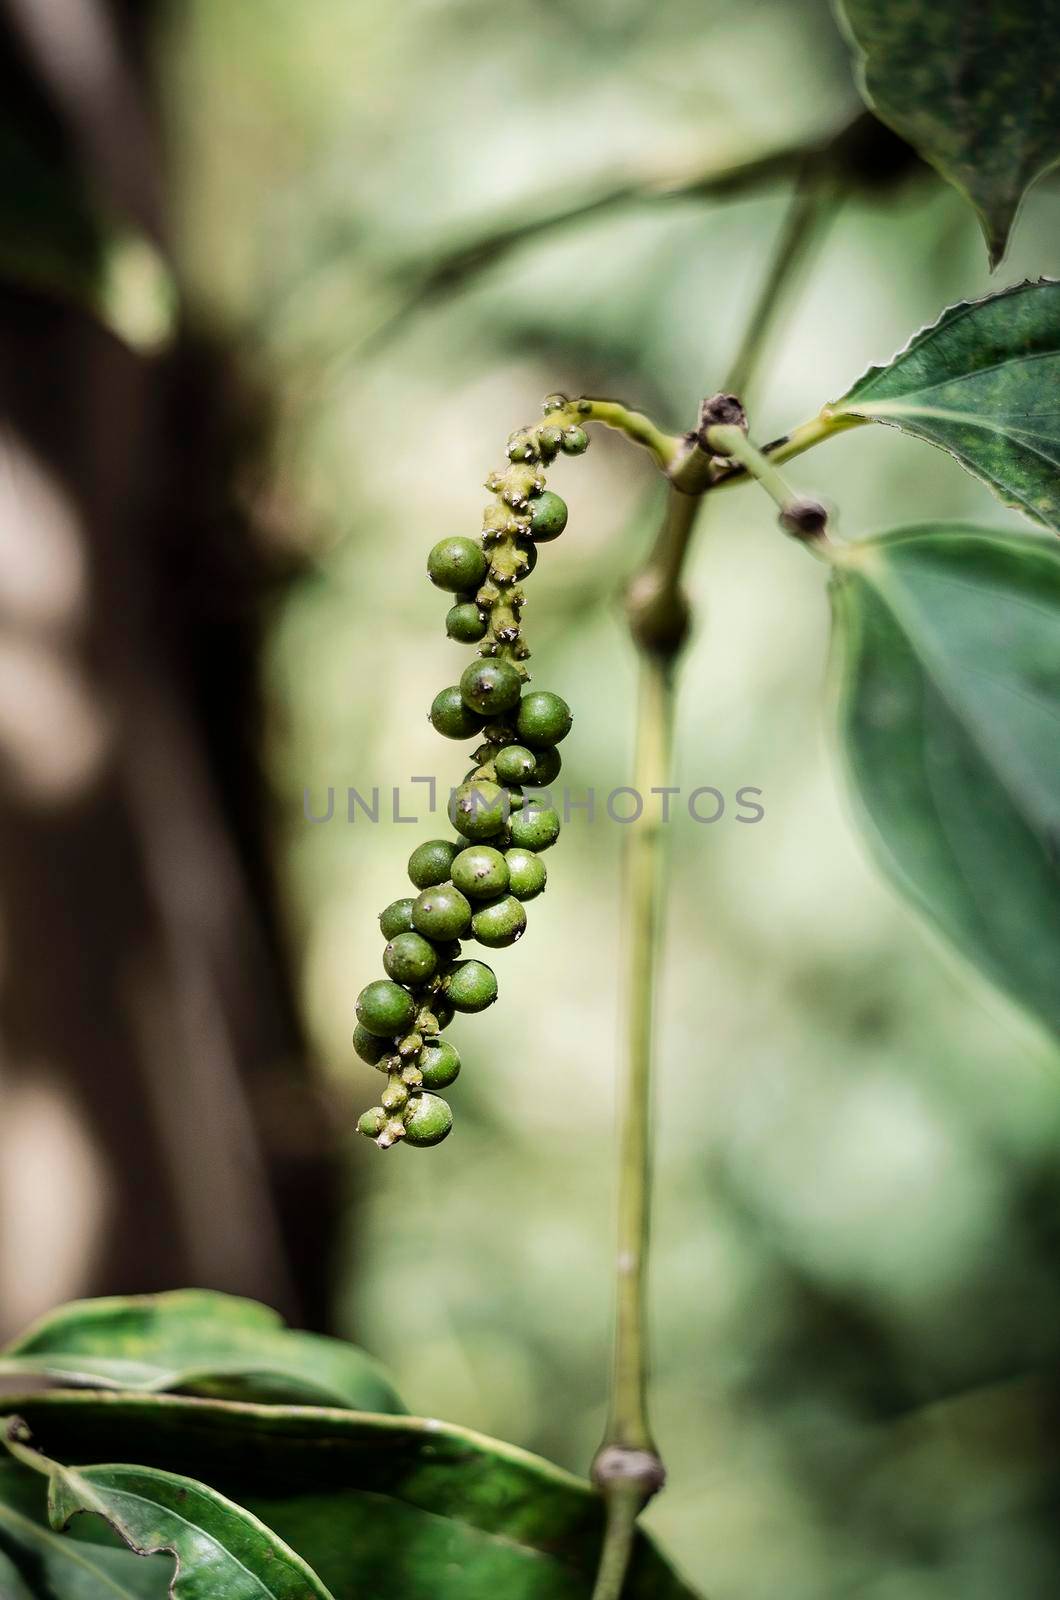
[705,423,802,512]
[578,155,848,1590]
[710,407,868,488]
[723,166,838,401]
[706,423,835,554]
[599,652,674,1452]
[564,397,682,473]
[588,485,698,1600]
[588,398,839,1595]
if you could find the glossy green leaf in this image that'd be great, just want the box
[834,1,1060,265]
[0,1459,168,1598]
[830,524,1060,1037]
[832,280,1060,533]
[0,1291,404,1415]
[2,1419,334,1599]
[1,1391,699,1600]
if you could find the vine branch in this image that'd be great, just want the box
[723,166,839,401]
[589,471,703,1600]
[569,131,865,1592]
[589,531,686,1600]
[351,112,920,361]
[706,423,833,550]
[710,407,868,486]
[582,215,850,1600]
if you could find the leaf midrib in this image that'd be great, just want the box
[0,1497,155,1600]
[832,571,1045,1008]
[848,342,1060,407]
[77,1484,271,1600]
[63,1465,331,1600]
[845,402,1060,474]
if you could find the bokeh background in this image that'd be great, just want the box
[2,2,1060,1596]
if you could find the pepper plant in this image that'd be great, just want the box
[1,4,1058,1598]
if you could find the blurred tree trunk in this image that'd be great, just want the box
[0,0,344,1337]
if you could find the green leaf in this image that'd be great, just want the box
[829,524,1060,1037]
[2,1420,334,1599]
[833,0,1060,266]
[0,1459,168,1598]
[832,280,1060,533]
[1,1391,699,1600]
[0,1291,404,1415]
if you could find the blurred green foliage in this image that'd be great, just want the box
[158,1,1060,1594]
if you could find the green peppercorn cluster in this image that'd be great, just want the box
[354,395,587,1149]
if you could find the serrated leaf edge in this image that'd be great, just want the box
[830,278,1059,411]
[827,279,1060,531]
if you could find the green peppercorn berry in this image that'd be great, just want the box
[449,779,509,840]
[379,897,416,940]
[529,490,568,542]
[530,746,562,785]
[471,894,527,948]
[508,805,561,852]
[356,979,417,1038]
[428,537,488,593]
[494,744,537,785]
[516,690,573,748]
[381,1080,409,1113]
[358,1106,387,1139]
[505,847,547,900]
[354,1023,390,1065]
[408,838,458,889]
[419,1039,461,1090]
[403,1092,453,1147]
[444,958,498,1012]
[430,685,486,740]
[383,931,439,984]
[412,883,472,940]
[537,424,563,460]
[561,425,589,455]
[459,657,522,716]
[452,844,510,899]
[446,601,488,643]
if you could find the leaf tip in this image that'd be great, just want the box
[983,226,1008,273]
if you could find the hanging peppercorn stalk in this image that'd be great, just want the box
[353,395,591,1149]
[347,364,840,1600]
